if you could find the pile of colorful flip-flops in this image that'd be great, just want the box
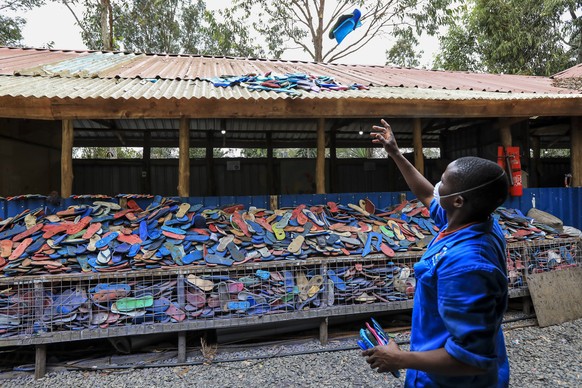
[204,72,369,96]
[0,196,440,277]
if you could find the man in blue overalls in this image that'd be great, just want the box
[363,120,510,387]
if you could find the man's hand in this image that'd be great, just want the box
[362,338,403,374]
[370,119,400,157]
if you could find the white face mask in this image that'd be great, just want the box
[433,172,506,207]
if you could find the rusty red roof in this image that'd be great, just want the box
[1,47,580,94]
[553,63,582,79]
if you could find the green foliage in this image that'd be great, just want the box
[231,0,456,63]
[435,0,580,75]
[65,0,263,56]
[386,27,422,67]
[0,0,45,46]
[73,147,142,158]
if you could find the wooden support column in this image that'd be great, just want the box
[571,117,582,187]
[61,120,74,198]
[499,119,512,148]
[177,118,190,197]
[316,118,326,194]
[266,132,274,194]
[412,118,424,173]
[178,332,187,363]
[531,136,540,188]
[206,131,216,196]
[34,345,47,379]
[319,317,329,345]
[329,127,337,193]
[142,130,151,194]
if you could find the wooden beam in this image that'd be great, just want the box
[412,118,424,173]
[61,119,74,198]
[178,118,190,197]
[571,117,582,187]
[3,96,582,120]
[316,118,325,194]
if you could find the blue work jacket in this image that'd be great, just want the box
[405,199,510,387]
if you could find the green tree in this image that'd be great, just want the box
[232,0,456,63]
[435,0,579,75]
[0,0,45,46]
[62,0,263,56]
[74,147,142,158]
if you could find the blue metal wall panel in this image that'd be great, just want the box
[1,189,580,230]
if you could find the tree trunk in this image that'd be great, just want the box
[314,0,325,62]
[101,0,112,51]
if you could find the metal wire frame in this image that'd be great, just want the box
[0,239,579,347]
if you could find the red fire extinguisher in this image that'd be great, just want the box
[497,146,523,196]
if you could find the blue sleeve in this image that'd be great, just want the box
[429,198,448,230]
[437,265,505,370]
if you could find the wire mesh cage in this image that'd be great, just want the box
[1,237,580,346]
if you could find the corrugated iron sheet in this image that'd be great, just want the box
[553,63,582,79]
[1,75,580,101]
[1,47,580,94]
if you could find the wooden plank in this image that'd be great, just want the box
[571,117,582,187]
[526,267,582,327]
[177,118,190,197]
[4,95,582,120]
[61,119,74,198]
[412,118,424,173]
[316,118,326,194]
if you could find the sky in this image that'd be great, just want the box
[15,1,439,67]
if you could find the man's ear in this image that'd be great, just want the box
[453,195,465,209]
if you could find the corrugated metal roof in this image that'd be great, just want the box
[553,63,582,79]
[1,75,580,101]
[1,47,580,94]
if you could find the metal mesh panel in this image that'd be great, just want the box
[506,237,581,294]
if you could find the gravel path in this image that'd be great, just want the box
[2,315,581,388]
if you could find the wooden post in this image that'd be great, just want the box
[177,118,190,197]
[178,332,187,363]
[34,344,47,379]
[61,120,74,198]
[319,317,329,345]
[270,195,278,210]
[142,130,151,194]
[329,127,337,193]
[316,118,326,194]
[571,117,582,187]
[499,119,512,148]
[266,132,274,194]
[531,136,540,188]
[412,118,424,173]
[206,131,216,196]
